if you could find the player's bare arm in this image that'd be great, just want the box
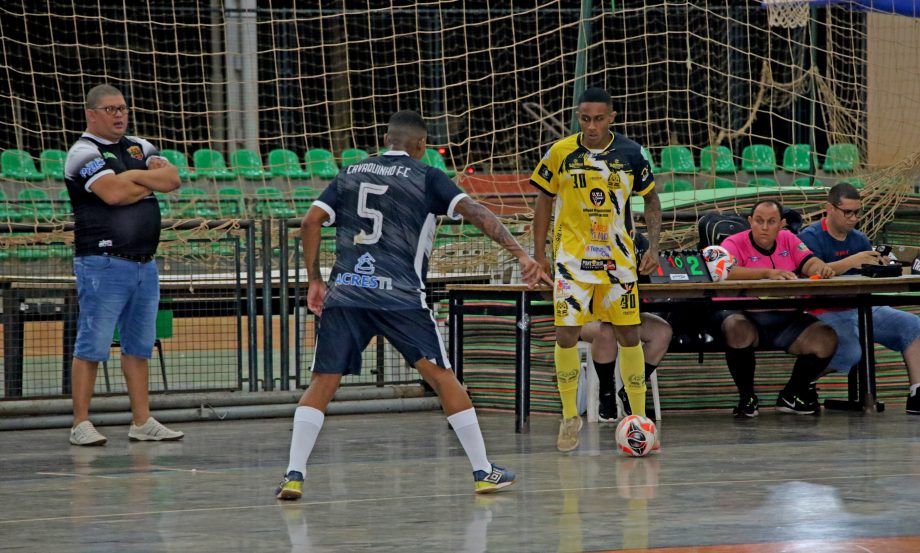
[532,192,553,276]
[639,187,661,274]
[803,256,835,279]
[301,205,329,315]
[126,164,180,192]
[455,197,551,287]
[90,172,159,206]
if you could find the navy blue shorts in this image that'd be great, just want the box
[715,309,819,351]
[311,307,450,375]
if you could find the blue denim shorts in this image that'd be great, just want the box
[73,255,160,362]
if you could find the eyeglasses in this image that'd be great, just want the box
[92,105,129,115]
[833,204,862,218]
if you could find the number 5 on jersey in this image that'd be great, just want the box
[354,182,389,245]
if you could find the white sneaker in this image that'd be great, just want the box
[70,420,107,446]
[128,417,184,442]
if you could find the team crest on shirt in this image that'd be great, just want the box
[334,252,393,290]
[590,188,605,206]
[555,300,569,318]
[354,253,376,274]
[779,250,790,257]
[538,165,553,182]
[607,172,622,188]
[797,243,808,251]
[641,166,650,180]
[127,145,143,160]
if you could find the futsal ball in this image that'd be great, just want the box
[615,414,657,457]
[702,245,735,282]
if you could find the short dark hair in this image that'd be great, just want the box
[388,110,427,134]
[749,199,783,218]
[577,87,612,107]
[85,84,123,109]
[828,182,861,204]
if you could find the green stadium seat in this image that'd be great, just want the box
[741,144,777,174]
[782,144,812,173]
[658,146,696,174]
[305,148,339,180]
[640,146,659,173]
[341,148,369,168]
[40,149,67,181]
[57,189,72,218]
[422,148,456,177]
[268,148,311,179]
[823,143,859,173]
[193,149,237,181]
[699,145,736,174]
[176,186,218,219]
[254,186,297,219]
[154,192,173,218]
[160,149,198,181]
[17,189,55,221]
[791,177,822,187]
[217,186,246,218]
[662,179,693,193]
[2,149,45,181]
[839,176,865,188]
[230,149,269,180]
[320,226,337,253]
[0,189,24,222]
[292,185,319,213]
[747,177,780,188]
[707,177,735,189]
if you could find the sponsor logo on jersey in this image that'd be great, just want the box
[641,165,650,180]
[554,300,568,318]
[555,279,572,293]
[580,259,616,271]
[749,255,760,262]
[79,158,106,178]
[128,145,143,160]
[779,249,790,257]
[590,223,609,242]
[334,272,393,290]
[538,164,552,182]
[103,152,116,159]
[590,188,605,206]
[584,244,612,258]
[98,239,112,248]
[354,252,376,275]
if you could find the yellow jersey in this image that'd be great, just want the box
[530,132,655,284]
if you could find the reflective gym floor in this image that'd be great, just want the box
[2,408,919,552]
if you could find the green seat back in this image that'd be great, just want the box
[782,144,812,173]
[708,177,735,189]
[2,149,45,181]
[662,179,693,193]
[658,146,696,174]
[292,185,319,211]
[422,148,456,177]
[823,143,859,172]
[17,188,55,221]
[640,146,659,173]
[340,148,369,168]
[230,149,268,180]
[40,149,67,181]
[699,145,736,174]
[304,148,339,180]
[0,189,23,222]
[176,186,217,219]
[154,192,172,218]
[160,149,198,181]
[217,186,245,217]
[193,149,237,180]
[268,148,310,178]
[747,177,780,188]
[254,186,296,218]
[791,177,822,188]
[741,145,777,173]
[839,176,865,188]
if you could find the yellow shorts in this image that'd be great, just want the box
[553,278,641,327]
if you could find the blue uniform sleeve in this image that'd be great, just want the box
[425,168,466,218]
[798,225,828,261]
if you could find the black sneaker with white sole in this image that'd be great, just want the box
[733,395,759,418]
[776,390,819,415]
[907,388,920,415]
[598,391,617,422]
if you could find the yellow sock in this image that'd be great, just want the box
[620,343,647,417]
[554,344,580,419]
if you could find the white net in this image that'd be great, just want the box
[764,0,811,28]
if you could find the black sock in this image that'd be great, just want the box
[593,360,616,396]
[726,347,756,399]
[786,355,831,395]
[645,362,657,380]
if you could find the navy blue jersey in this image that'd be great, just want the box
[798,219,872,275]
[313,151,467,310]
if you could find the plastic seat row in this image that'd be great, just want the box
[662,175,865,192]
[650,143,860,175]
[154,185,321,220]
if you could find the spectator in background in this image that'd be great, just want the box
[65,84,184,446]
[799,183,920,414]
[717,199,837,417]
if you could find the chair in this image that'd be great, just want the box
[422,148,456,177]
[160,149,198,181]
[40,149,67,181]
[662,179,693,193]
[782,144,812,173]
[267,148,311,179]
[17,189,56,222]
[0,190,23,222]
[823,143,859,173]
[304,148,339,180]
[340,148,369,168]
[699,145,736,174]
[578,341,661,422]
[193,149,237,180]
[230,149,269,180]
[791,177,822,188]
[254,186,297,219]
[658,145,696,174]
[154,192,173,218]
[708,177,735,189]
[56,189,72,219]
[640,146,659,173]
[2,149,45,181]
[741,144,777,174]
[217,186,246,218]
[839,176,865,188]
[747,177,780,188]
[103,310,172,392]
[292,185,319,213]
[175,186,218,219]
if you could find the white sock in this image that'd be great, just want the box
[447,408,492,474]
[910,383,920,396]
[286,406,325,475]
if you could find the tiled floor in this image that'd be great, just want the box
[1,408,919,552]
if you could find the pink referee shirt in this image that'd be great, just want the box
[722,229,815,274]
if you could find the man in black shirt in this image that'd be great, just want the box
[65,84,184,446]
